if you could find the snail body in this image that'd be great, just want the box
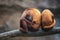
[41,9,56,31]
[20,8,41,32]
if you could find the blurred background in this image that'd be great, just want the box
[0,0,60,40]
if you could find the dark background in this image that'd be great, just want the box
[0,0,60,40]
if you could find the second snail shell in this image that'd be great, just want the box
[41,9,56,31]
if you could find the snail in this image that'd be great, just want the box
[20,8,41,32]
[41,9,56,31]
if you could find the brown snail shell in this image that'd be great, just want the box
[20,8,41,32]
[41,9,56,31]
